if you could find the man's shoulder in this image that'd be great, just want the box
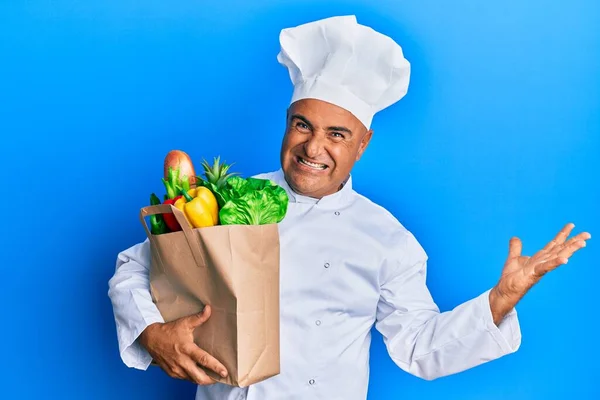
[351,190,427,258]
[352,190,407,231]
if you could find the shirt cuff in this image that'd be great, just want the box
[118,315,165,370]
[477,289,522,354]
[116,289,165,370]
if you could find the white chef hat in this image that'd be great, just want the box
[277,15,411,129]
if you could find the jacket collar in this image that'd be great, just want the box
[271,168,354,208]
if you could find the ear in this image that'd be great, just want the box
[355,129,374,161]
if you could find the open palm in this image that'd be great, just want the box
[497,223,591,301]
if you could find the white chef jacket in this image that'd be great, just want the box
[108,168,521,400]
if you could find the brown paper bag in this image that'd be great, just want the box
[139,203,281,387]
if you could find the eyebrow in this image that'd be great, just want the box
[290,113,353,136]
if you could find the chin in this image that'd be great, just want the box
[283,155,335,194]
[292,173,337,198]
[284,169,317,193]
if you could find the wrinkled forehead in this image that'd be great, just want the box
[288,99,366,131]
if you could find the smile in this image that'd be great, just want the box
[297,157,328,170]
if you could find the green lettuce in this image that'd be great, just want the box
[207,176,289,225]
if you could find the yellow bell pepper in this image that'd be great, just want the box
[174,187,219,228]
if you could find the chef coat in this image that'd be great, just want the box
[108,168,521,400]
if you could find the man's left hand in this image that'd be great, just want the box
[489,223,591,325]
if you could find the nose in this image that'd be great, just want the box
[303,133,325,159]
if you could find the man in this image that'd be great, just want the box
[108,15,591,400]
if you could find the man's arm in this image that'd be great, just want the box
[107,239,165,370]
[375,232,521,381]
[107,238,229,383]
[376,223,590,381]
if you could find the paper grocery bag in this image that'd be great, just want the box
[139,204,280,387]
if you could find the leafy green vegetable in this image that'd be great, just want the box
[205,176,289,225]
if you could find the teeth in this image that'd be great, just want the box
[299,158,326,169]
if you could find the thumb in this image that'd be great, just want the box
[186,304,212,329]
[508,237,522,259]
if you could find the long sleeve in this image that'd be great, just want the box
[375,233,522,381]
[107,238,165,370]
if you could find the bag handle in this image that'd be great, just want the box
[139,204,207,269]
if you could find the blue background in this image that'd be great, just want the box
[2,1,598,399]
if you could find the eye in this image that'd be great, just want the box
[331,132,345,139]
[295,122,310,132]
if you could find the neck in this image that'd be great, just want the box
[283,175,349,199]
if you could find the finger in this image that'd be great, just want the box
[508,237,522,259]
[182,358,218,386]
[529,249,550,263]
[568,231,592,244]
[189,346,229,378]
[554,232,591,253]
[556,239,587,260]
[166,364,192,381]
[530,254,551,266]
[533,257,567,276]
[185,305,212,329]
[544,223,575,251]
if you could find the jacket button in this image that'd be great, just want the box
[309,379,315,385]
[334,211,340,216]
[324,262,330,268]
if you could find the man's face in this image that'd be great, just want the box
[280,99,373,198]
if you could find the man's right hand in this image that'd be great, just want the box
[138,305,228,385]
